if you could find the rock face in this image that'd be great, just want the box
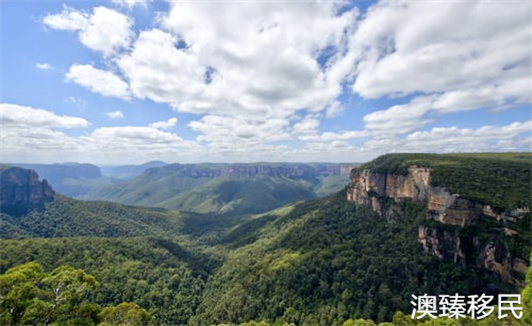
[0,167,54,216]
[147,163,355,179]
[347,166,530,288]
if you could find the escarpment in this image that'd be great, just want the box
[0,166,55,216]
[347,164,530,288]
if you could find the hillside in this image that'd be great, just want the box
[81,163,356,215]
[1,155,530,325]
[0,194,188,239]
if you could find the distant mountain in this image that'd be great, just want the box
[100,160,168,180]
[0,154,530,325]
[11,163,105,197]
[81,163,357,215]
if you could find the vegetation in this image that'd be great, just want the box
[0,238,213,324]
[358,153,531,212]
[81,163,352,215]
[0,262,151,326]
[1,153,529,324]
[0,195,185,239]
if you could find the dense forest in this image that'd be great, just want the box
[1,153,530,325]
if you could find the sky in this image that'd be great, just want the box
[1,0,531,165]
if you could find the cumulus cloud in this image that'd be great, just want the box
[21,1,531,163]
[149,117,178,130]
[0,103,89,162]
[362,121,532,155]
[105,111,124,119]
[1,103,89,128]
[189,115,291,146]
[351,1,530,98]
[117,29,205,105]
[44,6,133,56]
[112,1,358,148]
[66,64,130,99]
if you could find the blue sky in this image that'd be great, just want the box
[1,0,530,165]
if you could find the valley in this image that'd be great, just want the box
[0,153,531,325]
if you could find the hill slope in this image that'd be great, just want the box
[0,194,187,239]
[81,163,355,215]
[1,154,530,325]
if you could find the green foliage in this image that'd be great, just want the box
[0,237,212,325]
[0,195,186,239]
[0,262,100,325]
[99,302,151,326]
[1,153,529,325]
[359,153,531,212]
[192,193,510,324]
[81,163,354,215]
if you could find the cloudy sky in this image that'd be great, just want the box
[1,0,530,165]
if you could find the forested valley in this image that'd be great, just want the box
[1,153,531,325]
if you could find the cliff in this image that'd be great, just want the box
[0,166,55,216]
[347,165,530,288]
[146,163,355,179]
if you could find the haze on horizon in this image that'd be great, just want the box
[1,0,531,165]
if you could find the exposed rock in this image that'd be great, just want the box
[149,163,355,180]
[0,167,54,216]
[347,165,530,288]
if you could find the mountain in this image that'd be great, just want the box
[100,160,168,180]
[81,163,357,215]
[347,153,531,288]
[0,166,54,216]
[11,163,105,197]
[0,155,530,325]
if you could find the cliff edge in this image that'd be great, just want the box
[346,153,531,288]
[0,166,55,216]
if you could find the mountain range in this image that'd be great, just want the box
[0,153,530,325]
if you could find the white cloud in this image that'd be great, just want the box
[292,116,320,135]
[105,111,124,119]
[362,121,532,155]
[0,104,89,162]
[117,29,205,105]
[18,1,531,163]
[88,126,182,146]
[149,117,178,130]
[43,5,89,30]
[66,64,130,99]
[35,63,54,70]
[111,0,148,9]
[362,96,436,136]
[44,6,133,56]
[158,1,356,118]
[299,130,367,142]
[351,0,530,103]
[189,115,291,146]
[0,103,89,129]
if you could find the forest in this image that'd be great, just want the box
[1,153,531,325]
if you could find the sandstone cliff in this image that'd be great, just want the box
[0,166,55,216]
[347,166,530,288]
[146,163,355,179]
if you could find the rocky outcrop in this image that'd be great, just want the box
[0,167,54,216]
[148,163,356,180]
[347,166,530,288]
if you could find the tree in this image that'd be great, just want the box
[0,262,44,325]
[1,262,100,325]
[99,302,152,326]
